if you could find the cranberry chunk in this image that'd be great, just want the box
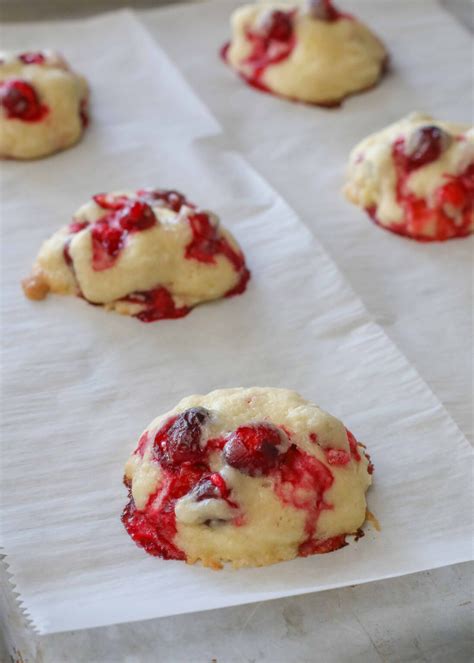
[307,0,341,21]
[19,52,46,65]
[0,79,47,122]
[93,193,130,210]
[137,189,191,213]
[191,473,229,501]
[223,423,288,476]
[154,407,210,469]
[261,10,294,42]
[405,126,448,171]
[117,201,155,232]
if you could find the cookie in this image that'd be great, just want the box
[222,1,387,105]
[22,189,250,321]
[0,50,88,159]
[345,112,474,240]
[122,387,373,568]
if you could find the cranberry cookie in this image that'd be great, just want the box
[122,387,373,568]
[345,113,474,241]
[221,1,387,105]
[0,50,88,159]
[22,189,250,322]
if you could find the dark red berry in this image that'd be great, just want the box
[18,52,46,65]
[262,10,293,42]
[191,473,229,501]
[137,189,191,213]
[118,201,155,232]
[0,79,47,122]
[405,126,447,171]
[223,423,288,476]
[154,407,209,469]
[307,0,340,21]
[93,193,130,210]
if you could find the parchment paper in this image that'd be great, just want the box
[0,9,472,635]
[141,0,474,442]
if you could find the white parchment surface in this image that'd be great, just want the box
[0,10,472,635]
[141,0,474,442]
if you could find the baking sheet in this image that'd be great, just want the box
[141,0,474,442]
[0,9,472,635]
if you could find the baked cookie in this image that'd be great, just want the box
[22,189,250,322]
[221,0,387,105]
[122,387,373,568]
[344,113,474,241]
[0,50,88,159]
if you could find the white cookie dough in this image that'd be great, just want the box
[0,50,88,159]
[345,112,474,240]
[22,189,250,322]
[123,387,373,568]
[224,2,387,104]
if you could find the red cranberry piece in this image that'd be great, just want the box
[93,193,130,210]
[118,201,156,232]
[261,10,294,41]
[0,79,47,122]
[405,126,447,170]
[307,0,340,21]
[19,52,46,65]
[325,449,351,465]
[223,423,288,476]
[186,212,221,263]
[154,407,210,469]
[137,189,190,213]
[191,473,229,501]
[91,222,123,258]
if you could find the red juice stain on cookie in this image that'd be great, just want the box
[0,79,48,122]
[242,9,297,91]
[273,444,338,555]
[90,199,156,271]
[121,287,190,323]
[62,221,89,265]
[185,211,250,297]
[122,464,204,560]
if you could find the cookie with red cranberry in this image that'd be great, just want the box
[22,189,250,322]
[122,387,373,568]
[222,1,387,105]
[0,50,88,159]
[344,112,474,241]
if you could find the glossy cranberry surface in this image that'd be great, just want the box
[404,126,446,171]
[0,79,48,122]
[153,408,209,469]
[223,423,286,476]
[191,473,229,501]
